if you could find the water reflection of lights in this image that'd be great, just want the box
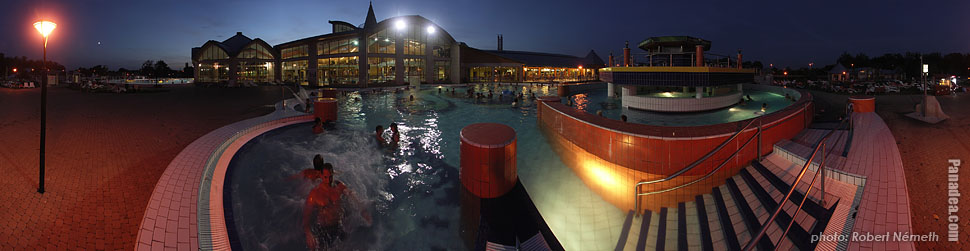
[661,92,673,97]
[572,93,589,110]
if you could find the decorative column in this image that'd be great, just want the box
[695,45,704,67]
[623,41,631,67]
[314,98,338,122]
[460,123,517,198]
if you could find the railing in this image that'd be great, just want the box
[741,106,854,251]
[633,117,763,216]
[625,52,741,68]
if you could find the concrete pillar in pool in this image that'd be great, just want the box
[607,83,615,97]
[696,86,703,99]
[459,123,517,198]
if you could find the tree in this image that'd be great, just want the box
[182,63,194,78]
[140,60,155,78]
[154,60,172,77]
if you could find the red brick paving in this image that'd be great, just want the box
[809,90,970,250]
[0,86,282,250]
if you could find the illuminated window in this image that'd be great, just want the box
[281,45,308,59]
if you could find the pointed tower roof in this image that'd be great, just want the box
[364,2,378,29]
[583,50,606,68]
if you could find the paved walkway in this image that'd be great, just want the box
[844,112,915,250]
[0,86,283,250]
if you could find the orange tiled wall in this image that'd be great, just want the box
[536,91,813,211]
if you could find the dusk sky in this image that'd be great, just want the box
[1,0,967,70]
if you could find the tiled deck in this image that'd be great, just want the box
[135,100,312,251]
[844,112,915,250]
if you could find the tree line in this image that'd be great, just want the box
[1,53,66,78]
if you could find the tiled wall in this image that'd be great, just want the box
[536,86,813,211]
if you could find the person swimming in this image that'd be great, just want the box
[303,162,371,249]
[312,117,324,134]
[375,125,386,146]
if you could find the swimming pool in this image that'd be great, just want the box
[224,84,797,250]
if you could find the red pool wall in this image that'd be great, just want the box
[537,89,813,211]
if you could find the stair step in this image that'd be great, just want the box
[694,195,714,251]
[726,178,775,250]
[774,139,848,173]
[637,210,655,251]
[739,168,811,248]
[793,129,849,152]
[750,161,829,224]
[712,186,742,250]
[677,203,687,251]
[615,211,635,251]
[657,208,668,251]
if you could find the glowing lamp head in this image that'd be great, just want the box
[395,20,406,30]
[34,20,57,38]
[426,25,435,34]
[12,68,17,73]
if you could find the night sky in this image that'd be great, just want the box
[1,0,967,70]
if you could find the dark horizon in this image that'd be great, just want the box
[1,0,967,70]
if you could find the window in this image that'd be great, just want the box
[367,57,395,83]
[199,45,229,61]
[198,63,228,82]
[236,43,274,59]
[318,38,359,55]
[435,61,450,82]
[367,29,395,55]
[283,60,308,85]
[318,56,359,86]
[281,45,308,59]
[236,62,274,82]
[405,58,425,82]
[403,25,426,56]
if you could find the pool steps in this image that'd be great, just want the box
[615,159,841,250]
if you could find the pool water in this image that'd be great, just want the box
[568,89,795,126]
[225,84,794,250]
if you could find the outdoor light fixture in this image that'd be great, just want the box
[395,20,406,30]
[426,25,436,34]
[33,20,56,194]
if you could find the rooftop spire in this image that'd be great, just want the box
[364,2,377,29]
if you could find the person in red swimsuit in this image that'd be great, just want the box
[303,163,371,249]
[295,154,326,181]
[312,117,324,134]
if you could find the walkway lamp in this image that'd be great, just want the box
[33,20,56,194]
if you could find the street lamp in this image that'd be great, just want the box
[33,20,56,194]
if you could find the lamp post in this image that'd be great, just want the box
[33,20,56,194]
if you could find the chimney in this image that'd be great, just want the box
[236,32,242,36]
[623,41,630,67]
[497,34,503,51]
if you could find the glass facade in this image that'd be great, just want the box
[317,38,359,55]
[404,58,425,83]
[283,60,308,85]
[281,45,308,59]
[432,35,450,58]
[402,26,426,55]
[367,29,395,54]
[198,63,229,82]
[317,56,359,85]
[523,67,584,82]
[435,61,450,81]
[199,46,229,61]
[236,43,274,59]
[236,62,274,83]
[469,66,517,82]
[367,57,395,84]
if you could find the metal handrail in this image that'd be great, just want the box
[742,108,853,251]
[637,128,760,196]
[633,117,762,216]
